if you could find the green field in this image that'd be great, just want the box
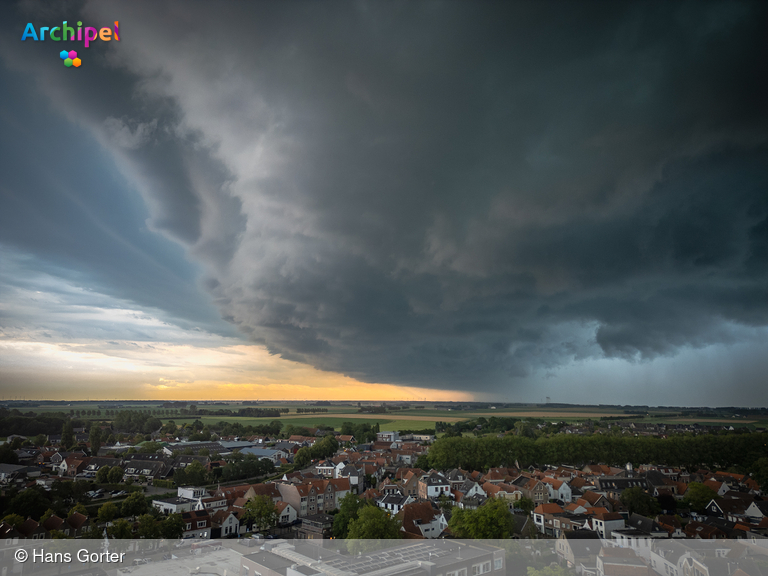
[10,401,767,433]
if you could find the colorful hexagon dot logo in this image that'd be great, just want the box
[60,49,81,67]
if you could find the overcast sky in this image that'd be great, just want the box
[0,1,766,404]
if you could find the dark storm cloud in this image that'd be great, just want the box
[2,0,767,395]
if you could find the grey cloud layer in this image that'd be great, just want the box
[4,1,767,394]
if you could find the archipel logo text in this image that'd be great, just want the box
[21,21,121,68]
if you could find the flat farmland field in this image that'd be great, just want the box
[643,416,759,424]
[302,413,463,422]
[17,402,765,432]
[464,410,628,419]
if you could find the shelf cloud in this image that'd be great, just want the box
[1,0,766,402]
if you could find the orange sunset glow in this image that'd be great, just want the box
[0,339,470,402]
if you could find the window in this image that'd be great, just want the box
[186,523,192,530]
[197,521,206,528]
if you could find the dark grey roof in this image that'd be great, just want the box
[422,471,449,485]
[445,469,467,482]
[595,476,647,490]
[339,464,361,477]
[123,453,165,461]
[625,513,663,534]
[644,470,675,487]
[380,494,409,506]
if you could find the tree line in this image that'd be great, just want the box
[1,486,185,540]
[0,409,86,436]
[426,432,768,472]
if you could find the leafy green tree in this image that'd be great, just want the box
[141,417,162,435]
[72,479,92,503]
[448,498,515,538]
[294,447,311,468]
[1,514,24,529]
[98,502,118,524]
[620,487,660,516]
[0,443,19,464]
[173,460,208,486]
[347,505,401,539]
[309,434,339,460]
[414,455,430,470]
[241,495,278,533]
[8,487,51,520]
[121,491,149,518]
[517,496,535,515]
[69,503,88,517]
[40,508,56,523]
[160,513,184,539]
[108,466,124,484]
[50,479,74,503]
[752,457,768,493]
[333,493,367,538]
[61,420,74,449]
[136,514,160,538]
[108,518,133,539]
[31,434,48,447]
[96,466,111,484]
[437,494,454,512]
[683,482,719,513]
[81,525,104,539]
[138,441,163,454]
[89,425,102,456]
